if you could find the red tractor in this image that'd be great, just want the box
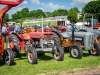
[8,18,64,64]
[0,0,23,65]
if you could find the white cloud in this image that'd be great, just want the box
[71,0,93,5]
[22,1,28,4]
[30,0,40,4]
[30,0,65,10]
[39,8,44,11]
[46,2,65,9]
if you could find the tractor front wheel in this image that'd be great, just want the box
[89,42,100,56]
[52,44,64,61]
[69,44,83,59]
[27,47,37,64]
[3,48,14,65]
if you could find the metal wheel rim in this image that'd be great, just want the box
[28,52,34,63]
[71,48,79,57]
[54,50,60,59]
[5,53,9,64]
[90,50,97,55]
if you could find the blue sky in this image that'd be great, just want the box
[0,0,93,17]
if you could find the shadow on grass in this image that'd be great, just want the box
[83,52,90,57]
[38,53,53,61]
[14,52,27,61]
[0,60,16,66]
[0,60,4,66]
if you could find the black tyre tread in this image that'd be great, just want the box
[8,34,20,57]
[89,42,100,56]
[53,44,64,61]
[69,44,83,59]
[9,34,19,43]
[3,48,14,65]
[27,47,37,64]
[53,32,60,44]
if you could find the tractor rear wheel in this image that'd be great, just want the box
[89,42,100,56]
[69,44,83,59]
[52,44,64,61]
[3,48,14,65]
[27,47,37,64]
[8,34,20,57]
[53,32,60,44]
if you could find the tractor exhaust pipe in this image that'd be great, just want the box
[72,24,74,41]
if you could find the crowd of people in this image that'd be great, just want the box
[66,23,80,32]
[2,22,20,42]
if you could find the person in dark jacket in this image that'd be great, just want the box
[9,23,15,34]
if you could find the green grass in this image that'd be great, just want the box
[0,50,100,75]
[22,21,56,26]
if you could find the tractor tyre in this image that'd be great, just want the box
[53,31,61,44]
[52,44,64,61]
[88,42,100,56]
[3,48,14,65]
[27,47,37,64]
[8,34,20,57]
[69,44,83,59]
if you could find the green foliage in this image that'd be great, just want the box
[82,0,100,22]
[67,8,78,24]
[52,9,68,17]
[45,12,53,17]
[3,14,9,23]
[73,7,80,13]
[21,8,29,18]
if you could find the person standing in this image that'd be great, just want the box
[6,23,10,36]
[66,24,72,31]
[14,23,20,34]
[9,22,15,34]
[2,24,7,42]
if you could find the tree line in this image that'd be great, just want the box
[3,0,100,24]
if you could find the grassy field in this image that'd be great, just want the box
[0,50,100,75]
[22,21,56,26]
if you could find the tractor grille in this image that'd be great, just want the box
[88,35,93,47]
[44,34,54,40]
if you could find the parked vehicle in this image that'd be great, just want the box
[0,0,23,65]
[52,14,100,59]
[8,17,64,64]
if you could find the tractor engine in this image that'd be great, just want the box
[29,32,55,52]
[32,39,54,51]
[24,40,32,51]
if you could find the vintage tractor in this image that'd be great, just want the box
[8,18,64,64]
[0,0,23,65]
[52,16,100,59]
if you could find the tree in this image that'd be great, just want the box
[67,8,78,24]
[52,9,68,17]
[36,9,46,18]
[21,8,29,18]
[82,0,100,22]
[29,10,37,18]
[45,12,53,17]
[3,13,9,23]
[73,7,80,13]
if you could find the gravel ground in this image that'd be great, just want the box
[37,67,100,75]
